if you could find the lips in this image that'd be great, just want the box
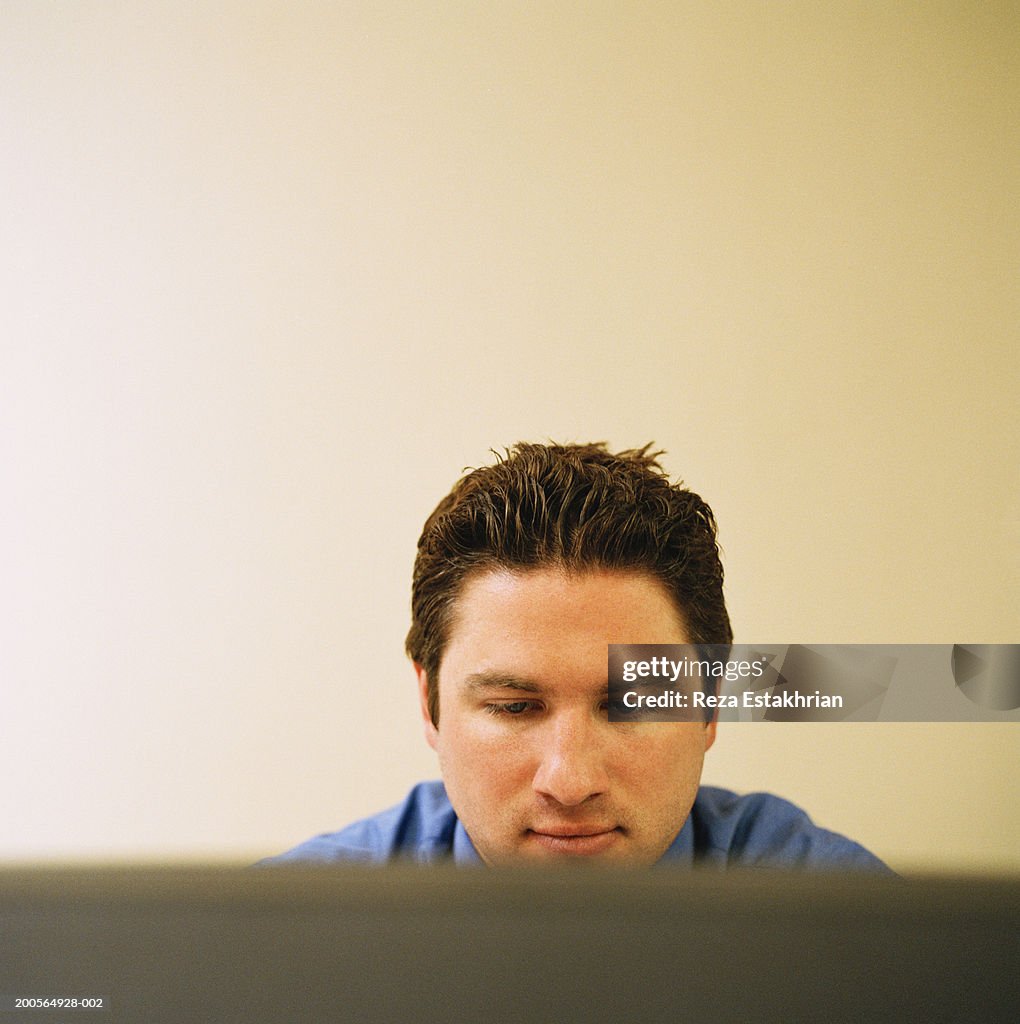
[531,825,617,838]
[525,825,623,856]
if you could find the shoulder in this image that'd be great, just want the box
[257,781,458,865]
[690,785,893,872]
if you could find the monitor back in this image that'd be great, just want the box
[1,867,1017,1023]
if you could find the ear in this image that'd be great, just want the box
[704,714,717,753]
[414,662,440,751]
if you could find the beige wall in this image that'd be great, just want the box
[2,2,1016,872]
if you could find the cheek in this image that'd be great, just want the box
[436,716,530,785]
[621,729,705,785]
[445,707,533,755]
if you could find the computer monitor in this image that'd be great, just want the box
[1,866,1016,1022]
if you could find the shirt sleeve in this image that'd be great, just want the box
[255,781,458,865]
[692,786,894,872]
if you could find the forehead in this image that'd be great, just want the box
[439,567,689,686]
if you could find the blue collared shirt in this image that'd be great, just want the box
[261,781,892,871]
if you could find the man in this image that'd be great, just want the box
[266,442,888,870]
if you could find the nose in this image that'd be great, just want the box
[531,711,609,807]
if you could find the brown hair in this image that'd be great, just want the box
[406,442,732,725]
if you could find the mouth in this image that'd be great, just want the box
[525,825,623,856]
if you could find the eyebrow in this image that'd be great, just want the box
[461,672,545,694]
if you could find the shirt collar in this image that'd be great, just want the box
[452,819,483,864]
[656,812,696,866]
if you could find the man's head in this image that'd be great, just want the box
[405,442,732,864]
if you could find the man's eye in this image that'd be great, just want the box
[486,701,535,716]
[604,697,643,719]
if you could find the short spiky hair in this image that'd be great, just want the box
[406,442,732,725]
